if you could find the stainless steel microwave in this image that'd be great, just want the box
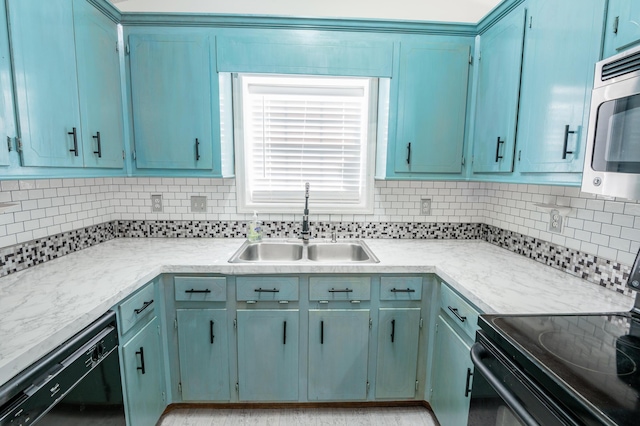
[582,44,640,200]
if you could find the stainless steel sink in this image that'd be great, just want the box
[228,241,304,263]
[228,239,379,263]
[306,242,378,262]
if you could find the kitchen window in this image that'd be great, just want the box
[233,73,379,214]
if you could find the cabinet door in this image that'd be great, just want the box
[516,0,605,173]
[430,316,473,426]
[129,34,213,170]
[394,42,470,174]
[472,6,526,173]
[121,317,165,426]
[375,308,421,399]
[308,309,370,400]
[7,0,83,167]
[73,0,124,169]
[177,309,230,401]
[0,0,13,167]
[236,310,299,401]
[604,0,640,57]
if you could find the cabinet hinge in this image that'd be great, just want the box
[233,319,237,329]
[235,383,239,393]
[369,318,373,329]
[122,150,125,160]
[461,156,465,166]
[178,382,182,394]
[162,391,166,403]
[115,41,119,52]
[613,16,619,34]
[468,54,473,64]
[6,136,11,152]
[366,381,370,395]
[415,380,419,391]
[174,318,178,330]
[16,137,22,153]
[518,150,522,161]
[419,318,423,329]
[132,150,136,161]
[435,323,438,333]
[126,43,130,55]
[529,16,533,28]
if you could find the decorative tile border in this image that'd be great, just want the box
[483,225,632,296]
[0,219,634,297]
[0,222,116,277]
[114,220,484,240]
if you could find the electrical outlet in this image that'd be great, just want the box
[191,196,207,213]
[151,194,162,212]
[549,209,562,233]
[420,198,432,215]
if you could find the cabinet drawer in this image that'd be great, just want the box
[175,276,226,302]
[309,277,371,301]
[380,277,422,300]
[118,282,156,335]
[236,276,299,301]
[440,283,479,340]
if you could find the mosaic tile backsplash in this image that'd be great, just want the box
[0,218,633,296]
[2,177,640,296]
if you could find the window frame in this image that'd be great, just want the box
[232,73,379,214]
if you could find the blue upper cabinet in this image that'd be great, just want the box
[73,0,124,169]
[128,33,216,172]
[472,6,526,174]
[515,0,606,174]
[7,0,84,168]
[603,0,640,58]
[0,1,14,167]
[6,0,124,170]
[391,40,472,177]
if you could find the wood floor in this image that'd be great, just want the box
[158,406,439,426]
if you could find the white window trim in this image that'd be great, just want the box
[233,73,378,214]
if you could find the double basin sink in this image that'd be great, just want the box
[228,239,379,263]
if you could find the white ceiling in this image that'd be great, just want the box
[107,0,503,24]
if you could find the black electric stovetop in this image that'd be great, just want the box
[479,312,640,426]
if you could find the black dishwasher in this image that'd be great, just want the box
[0,311,126,425]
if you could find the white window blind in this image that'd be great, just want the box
[234,74,377,213]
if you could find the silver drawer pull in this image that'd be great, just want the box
[448,306,467,322]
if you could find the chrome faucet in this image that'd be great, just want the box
[301,182,311,241]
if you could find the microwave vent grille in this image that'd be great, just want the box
[601,51,640,81]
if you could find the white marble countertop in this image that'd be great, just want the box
[0,237,634,387]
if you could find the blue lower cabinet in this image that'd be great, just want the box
[236,309,299,401]
[176,309,230,401]
[121,316,165,426]
[375,308,421,399]
[430,315,474,426]
[308,309,370,400]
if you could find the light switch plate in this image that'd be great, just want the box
[191,196,207,213]
[151,194,162,212]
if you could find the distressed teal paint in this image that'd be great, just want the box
[603,0,640,58]
[74,0,125,169]
[177,309,230,401]
[128,33,215,171]
[472,5,525,174]
[216,35,393,77]
[236,309,299,401]
[308,309,370,401]
[392,41,471,175]
[517,0,606,174]
[375,308,421,399]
